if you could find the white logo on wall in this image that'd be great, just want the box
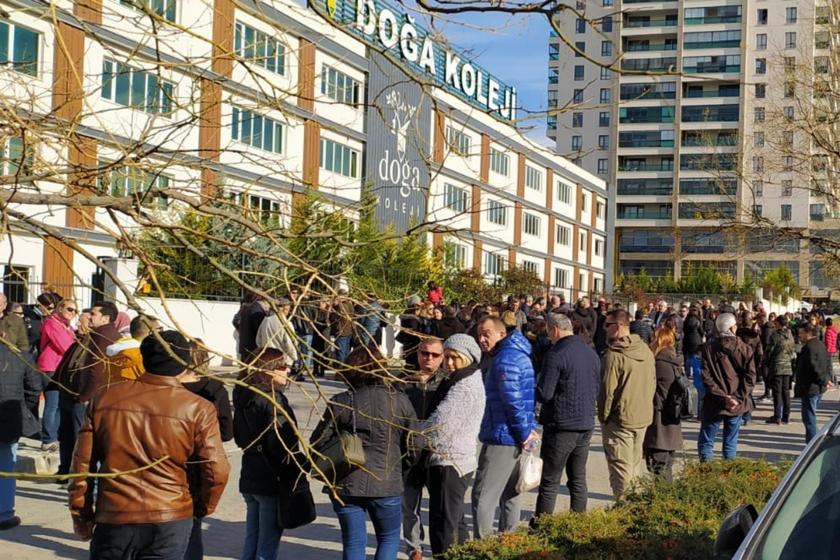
[378,90,421,201]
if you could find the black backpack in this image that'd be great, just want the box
[663,366,698,423]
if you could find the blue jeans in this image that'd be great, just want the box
[40,385,60,444]
[183,518,203,560]
[336,336,352,364]
[58,393,87,475]
[332,495,402,560]
[298,333,314,372]
[802,394,823,443]
[0,442,18,522]
[685,354,701,380]
[242,494,283,560]
[698,414,741,462]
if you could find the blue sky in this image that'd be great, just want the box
[408,6,553,144]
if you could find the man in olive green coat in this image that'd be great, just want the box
[598,309,656,499]
[0,294,29,352]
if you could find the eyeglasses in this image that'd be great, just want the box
[419,351,443,359]
[604,322,619,327]
[63,307,78,313]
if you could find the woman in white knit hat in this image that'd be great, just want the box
[422,333,486,558]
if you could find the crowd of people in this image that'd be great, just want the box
[0,283,837,560]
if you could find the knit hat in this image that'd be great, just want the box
[443,334,482,365]
[407,294,422,306]
[140,330,192,376]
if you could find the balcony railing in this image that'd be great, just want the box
[618,162,675,172]
[619,244,674,253]
[625,43,678,52]
[617,210,673,220]
[681,136,737,147]
[624,18,678,28]
[682,245,726,254]
[619,139,675,148]
[617,185,674,196]
[683,88,740,98]
[683,40,742,49]
[679,182,738,195]
[684,64,741,74]
[622,58,678,72]
[684,16,742,25]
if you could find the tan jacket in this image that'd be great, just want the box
[598,334,656,429]
[68,374,230,525]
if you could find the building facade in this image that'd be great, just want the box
[549,0,840,298]
[0,0,607,306]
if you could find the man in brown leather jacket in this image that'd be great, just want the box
[68,330,230,559]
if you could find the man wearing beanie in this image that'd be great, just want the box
[69,330,230,559]
[698,313,756,461]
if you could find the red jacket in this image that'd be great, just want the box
[36,314,75,374]
[825,326,838,354]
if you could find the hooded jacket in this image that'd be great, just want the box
[105,337,145,381]
[479,329,536,446]
[700,333,756,421]
[597,334,656,429]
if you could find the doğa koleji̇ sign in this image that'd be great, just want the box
[321,0,518,122]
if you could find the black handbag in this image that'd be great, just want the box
[310,392,366,485]
[276,482,317,530]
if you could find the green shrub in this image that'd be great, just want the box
[446,459,790,560]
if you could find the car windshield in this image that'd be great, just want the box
[755,437,840,559]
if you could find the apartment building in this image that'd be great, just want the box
[549,0,839,298]
[0,0,608,305]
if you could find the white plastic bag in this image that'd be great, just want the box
[515,447,543,494]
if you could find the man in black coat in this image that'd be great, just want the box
[0,342,41,529]
[629,309,653,344]
[534,313,600,515]
[795,322,834,443]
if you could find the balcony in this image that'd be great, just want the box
[684,64,740,74]
[617,207,673,220]
[624,17,678,28]
[680,153,738,171]
[683,85,740,98]
[625,41,678,52]
[678,203,736,220]
[684,16,742,25]
[624,0,677,3]
[683,40,741,49]
[618,179,674,196]
[619,139,675,148]
[679,178,738,195]
[622,57,677,73]
[681,104,739,123]
[681,131,738,147]
[620,107,675,124]
[620,83,677,100]
[619,158,674,172]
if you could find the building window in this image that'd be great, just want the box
[572,112,583,128]
[594,238,604,256]
[0,20,39,77]
[571,136,582,151]
[815,56,830,74]
[784,106,794,120]
[556,223,571,246]
[597,159,608,175]
[783,131,794,146]
[756,33,767,50]
[548,67,559,85]
[319,137,359,177]
[557,181,572,204]
[486,200,508,225]
[573,89,584,103]
[574,65,584,81]
[753,156,764,172]
[602,0,613,6]
[122,0,177,21]
[522,260,539,274]
[444,242,467,269]
[446,126,471,156]
[1,136,34,179]
[232,107,283,153]
[755,83,766,98]
[484,252,506,276]
[596,201,605,219]
[523,212,541,236]
[786,7,797,23]
[601,40,612,56]
[549,43,560,61]
[574,41,585,57]
[754,107,765,122]
[757,9,768,25]
[601,15,613,32]
[98,161,170,209]
[234,21,286,75]
[598,135,609,150]
[593,276,603,294]
[782,180,793,196]
[781,204,792,221]
[554,267,570,288]
[444,183,469,213]
[321,65,360,106]
[599,88,611,103]
[600,67,612,80]
[783,156,794,171]
[101,59,175,114]
[754,180,763,196]
[785,32,796,49]
[816,31,829,49]
[581,192,589,213]
[525,166,543,191]
[599,111,610,127]
[575,18,586,33]
[579,231,587,251]
[784,82,795,98]
[755,58,766,74]
[490,148,509,176]
[753,204,763,218]
[754,132,764,147]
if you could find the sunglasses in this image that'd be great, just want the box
[419,351,443,358]
[63,307,78,313]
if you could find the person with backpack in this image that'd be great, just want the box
[644,326,684,481]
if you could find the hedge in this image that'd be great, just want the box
[446,459,790,560]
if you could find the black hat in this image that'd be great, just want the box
[140,330,191,376]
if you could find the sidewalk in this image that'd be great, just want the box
[3,381,838,559]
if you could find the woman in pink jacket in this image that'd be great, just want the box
[36,299,77,451]
[825,318,838,382]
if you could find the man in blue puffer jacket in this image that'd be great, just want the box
[471,315,538,538]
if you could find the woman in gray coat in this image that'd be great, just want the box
[423,334,485,557]
[644,326,684,481]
